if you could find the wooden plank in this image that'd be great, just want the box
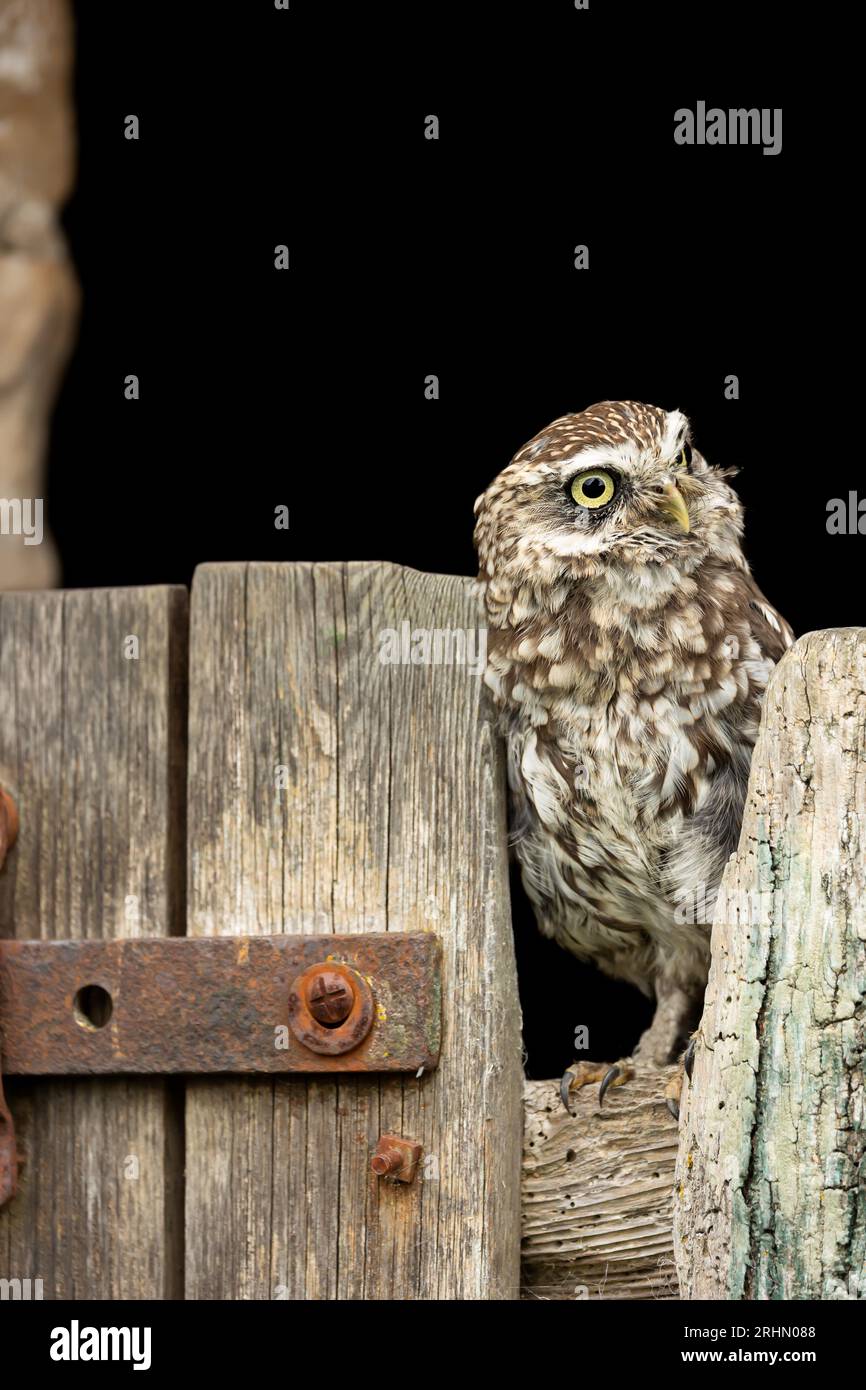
[676,629,866,1300]
[0,586,188,1298]
[184,561,522,1299]
[522,1075,680,1300]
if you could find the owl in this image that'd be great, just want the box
[474,401,793,1115]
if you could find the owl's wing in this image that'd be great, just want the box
[661,571,794,921]
[740,572,795,664]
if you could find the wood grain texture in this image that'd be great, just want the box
[0,586,187,1298]
[184,561,522,1299]
[675,629,866,1299]
[522,1074,680,1300]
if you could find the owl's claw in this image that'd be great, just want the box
[560,1059,634,1113]
[559,1060,615,1114]
[665,1037,698,1120]
[598,1064,622,1107]
[560,1069,575,1113]
[663,1049,699,1121]
[597,1060,634,1106]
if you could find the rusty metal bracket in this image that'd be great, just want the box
[0,933,442,1077]
[0,934,444,1084]
[0,789,441,1212]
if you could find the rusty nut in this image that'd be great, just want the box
[371,1134,423,1184]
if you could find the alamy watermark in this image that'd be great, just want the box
[1,1276,43,1299]
[826,493,866,534]
[674,103,782,157]
[50,1320,152,1371]
[377,621,487,676]
[0,498,43,545]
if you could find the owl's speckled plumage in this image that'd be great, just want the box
[474,401,792,1069]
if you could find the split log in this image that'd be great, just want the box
[675,629,866,1299]
[522,1072,680,1299]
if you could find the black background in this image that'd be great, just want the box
[10,1296,844,1367]
[50,3,835,1076]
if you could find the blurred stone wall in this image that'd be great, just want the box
[0,0,78,589]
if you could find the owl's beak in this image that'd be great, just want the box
[657,481,690,533]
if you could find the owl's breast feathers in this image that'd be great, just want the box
[483,556,793,989]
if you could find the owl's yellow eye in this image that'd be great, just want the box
[570,469,616,509]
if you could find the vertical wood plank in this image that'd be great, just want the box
[0,586,188,1298]
[185,561,522,1299]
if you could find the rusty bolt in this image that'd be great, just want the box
[371,1134,423,1184]
[307,970,354,1026]
[288,961,374,1055]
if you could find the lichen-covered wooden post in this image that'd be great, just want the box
[675,629,866,1299]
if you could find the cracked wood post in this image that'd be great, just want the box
[675,628,866,1299]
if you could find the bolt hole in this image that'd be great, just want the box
[73,984,113,1030]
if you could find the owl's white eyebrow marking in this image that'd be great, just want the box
[561,440,639,474]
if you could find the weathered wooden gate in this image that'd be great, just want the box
[0,562,524,1299]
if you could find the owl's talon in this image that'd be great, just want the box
[560,1068,576,1114]
[663,1066,685,1122]
[598,1064,621,1107]
[597,1059,634,1107]
[684,1036,697,1082]
[560,1059,631,1113]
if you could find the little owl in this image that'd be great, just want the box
[474,400,792,1115]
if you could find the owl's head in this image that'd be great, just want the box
[474,401,744,594]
